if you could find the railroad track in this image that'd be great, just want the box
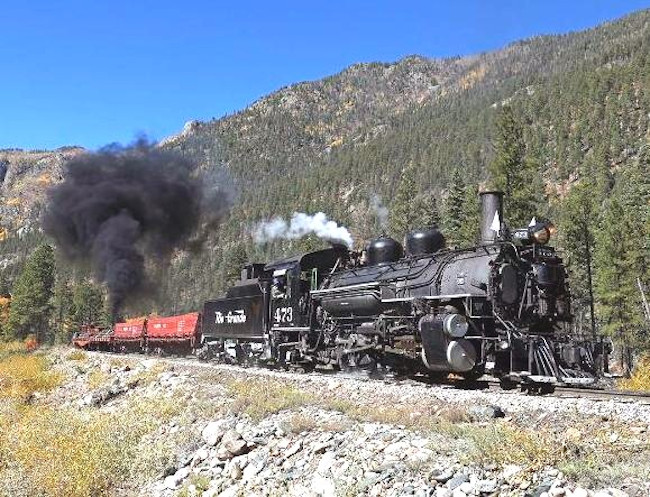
[86,350,650,405]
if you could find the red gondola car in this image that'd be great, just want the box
[112,318,146,352]
[146,312,200,354]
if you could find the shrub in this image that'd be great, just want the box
[24,335,38,352]
[67,350,87,362]
[0,396,183,497]
[227,379,312,420]
[619,354,650,391]
[0,353,62,401]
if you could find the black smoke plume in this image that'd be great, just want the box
[43,140,229,316]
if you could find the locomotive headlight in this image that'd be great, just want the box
[530,221,554,245]
[532,227,550,245]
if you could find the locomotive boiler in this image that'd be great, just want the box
[200,191,606,390]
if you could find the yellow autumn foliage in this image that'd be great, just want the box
[619,354,650,391]
[0,352,62,401]
[0,348,183,497]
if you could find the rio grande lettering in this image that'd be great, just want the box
[215,310,247,325]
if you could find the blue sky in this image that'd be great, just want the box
[1,1,649,150]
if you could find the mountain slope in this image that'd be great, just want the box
[1,9,650,313]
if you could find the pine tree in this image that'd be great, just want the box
[459,183,480,247]
[442,168,467,247]
[7,244,55,342]
[488,106,540,228]
[388,165,418,238]
[71,281,105,328]
[594,145,650,371]
[558,180,598,339]
[442,170,479,248]
[222,242,249,286]
[412,191,440,230]
[52,278,74,343]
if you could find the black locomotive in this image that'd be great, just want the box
[200,191,607,390]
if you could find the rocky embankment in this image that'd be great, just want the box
[47,351,650,497]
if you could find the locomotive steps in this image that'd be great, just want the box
[3,347,647,496]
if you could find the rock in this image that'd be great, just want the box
[435,489,453,497]
[317,451,336,474]
[530,481,553,497]
[221,429,249,456]
[447,474,469,490]
[163,466,190,489]
[549,488,566,496]
[432,469,454,484]
[242,457,266,482]
[312,442,331,454]
[285,441,302,458]
[202,421,226,446]
[311,475,336,497]
[217,486,239,497]
[501,464,523,480]
[468,405,505,421]
[477,479,497,493]
[606,489,629,497]
[572,489,589,497]
[226,439,248,456]
[230,463,243,480]
[458,481,473,493]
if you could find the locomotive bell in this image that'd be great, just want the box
[405,227,445,256]
[366,236,403,266]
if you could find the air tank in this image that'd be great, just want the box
[366,236,403,266]
[405,228,445,256]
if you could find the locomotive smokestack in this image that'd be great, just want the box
[479,191,504,244]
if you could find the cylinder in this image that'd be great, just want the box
[479,191,504,244]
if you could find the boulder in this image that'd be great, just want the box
[202,421,226,446]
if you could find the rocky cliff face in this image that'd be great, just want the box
[0,147,84,234]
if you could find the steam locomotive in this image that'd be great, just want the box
[74,192,608,391]
[199,191,607,391]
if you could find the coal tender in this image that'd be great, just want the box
[202,191,607,391]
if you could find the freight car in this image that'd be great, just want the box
[74,191,609,392]
[72,313,201,355]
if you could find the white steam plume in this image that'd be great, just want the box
[254,212,353,248]
[370,194,388,228]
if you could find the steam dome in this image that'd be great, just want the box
[405,227,445,256]
[367,236,403,266]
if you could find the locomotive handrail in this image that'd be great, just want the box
[310,282,379,295]
[381,293,473,302]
